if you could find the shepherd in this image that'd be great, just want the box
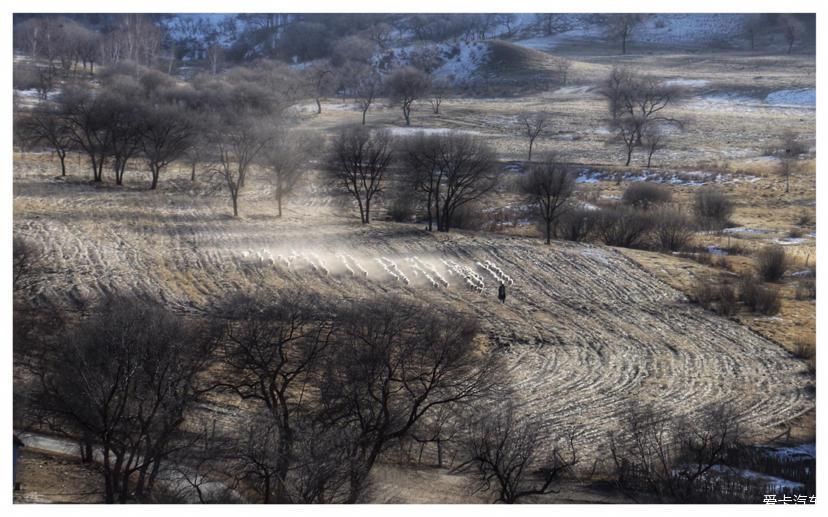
[498,281,506,304]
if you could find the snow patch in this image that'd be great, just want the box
[663,78,710,88]
[765,89,815,107]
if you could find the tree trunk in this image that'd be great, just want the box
[150,167,159,190]
[316,97,322,114]
[403,103,411,126]
[190,160,196,181]
[527,138,534,162]
[426,191,433,231]
[546,218,552,245]
[58,152,67,176]
[625,145,633,166]
[277,195,283,217]
[622,34,627,55]
[232,194,239,217]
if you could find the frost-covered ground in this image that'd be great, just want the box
[575,169,759,186]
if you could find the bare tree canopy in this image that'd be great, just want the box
[600,67,682,166]
[327,125,394,224]
[461,403,578,503]
[401,132,498,232]
[320,296,496,502]
[387,66,431,126]
[29,297,220,503]
[141,104,193,190]
[262,128,314,216]
[521,153,575,244]
[517,111,550,162]
[605,14,644,55]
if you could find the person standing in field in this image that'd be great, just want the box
[498,282,506,303]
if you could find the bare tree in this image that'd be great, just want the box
[461,403,578,503]
[304,62,335,114]
[641,122,667,168]
[608,401,742,502]
[327,125,393,224]
[602,68,681,165]
[401,132,442,231]
[140,105,192,190]
[555,58,572,86]
[430,78,449,114]
[261,128,313,217]
[606,14,644,55]
[744,14,765,51]
[436,133,499,232]
[20,105,73,176]
[521,154,575,244]
[320,297,496,503]
[59,86,114,182]
[402,132,498,232]
[213,290,335,503]
[517,112,550,162]
[778,131,806,193]
[496,14,518,38]
[387,66,431,126]
[208,114,271,217]
[355,71,382,125]
[779,15,805,54]
[367,22,394,49]
[30,297,219,503]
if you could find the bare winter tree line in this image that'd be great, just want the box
[15,286,533,503]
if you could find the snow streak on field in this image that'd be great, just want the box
[13,166,814,461]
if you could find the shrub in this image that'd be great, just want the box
[653,208,694,251]
[622,182,672,210]
[595,206,654,249]
[692,277,718,309]
[386,194,416,223]
[738,275,781,315]
[558,207,599,242]
[452,202,487,231]
[717,283,739,316]
[796,211,814,227]
[792,339,815,360]
[756,245,787,282]
[693,188,734,230]
[692,277,738,316]
[795,277,816,300]
[788,227,803,238]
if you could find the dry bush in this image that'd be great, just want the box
[653,208,694,252]
[594,206,654,249]
[792,339,815,361]
[795,211,814,227]
[787,227,803,238]
[558,207,599,242]
[622,182,672,210]
[738,275,781,315]
[795,277,816,300]
[692,277,718,309]
[693,188,733,230]
[755,245,787,282]
[692,277,738,316]
[386,194,416,223]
